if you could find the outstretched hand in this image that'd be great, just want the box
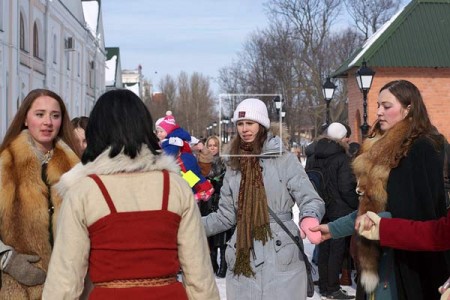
[299,217,322,244]
[308,224,331,242]
[356,211,381,240]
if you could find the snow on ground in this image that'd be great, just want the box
[215,204,357,299]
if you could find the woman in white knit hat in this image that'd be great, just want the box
[305,122,358,299]
[202,98,325,300]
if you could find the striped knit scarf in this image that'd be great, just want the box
[234,141,272,277]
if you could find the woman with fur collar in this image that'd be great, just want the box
[42,89,219,299]
[202,98,325,300]
[0,89,80,299]
[311,80,449,300]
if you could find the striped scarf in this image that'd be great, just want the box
[233,141,272,277]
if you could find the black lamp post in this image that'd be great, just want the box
[220,118,230,143]
[273,96,285,120]
[322,76,337,127]
[355,60,375,137]
[212,122,217,135]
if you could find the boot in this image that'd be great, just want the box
[339,269,352,286]
[216,246,227,278]
[210,250,218,274]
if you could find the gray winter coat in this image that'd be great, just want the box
[202,134,325,300]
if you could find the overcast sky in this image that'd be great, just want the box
[101,0,269,93]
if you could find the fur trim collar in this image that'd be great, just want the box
[56,147,180,197]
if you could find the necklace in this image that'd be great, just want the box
[42,149,54,164]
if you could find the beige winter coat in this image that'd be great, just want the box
[42,147,219,299]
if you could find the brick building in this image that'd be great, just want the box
[333,0,450,143]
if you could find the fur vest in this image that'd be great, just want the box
[352,120,412,293]
[0,130,79,299]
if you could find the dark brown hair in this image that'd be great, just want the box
[0,89,79,156]
[369,80,445,156]
[228,124,268,170]
[71,116,89,130]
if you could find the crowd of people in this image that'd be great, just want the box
[0,80,448,300]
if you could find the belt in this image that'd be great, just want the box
[269,212,292,222]
[94,275,178,288]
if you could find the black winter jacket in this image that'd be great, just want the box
[305,138,358,220]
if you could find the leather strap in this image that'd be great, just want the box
[267,207,314,275]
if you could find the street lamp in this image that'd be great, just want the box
[273,96,285,120]
[322,76,337,127]
[212,122,217,135]
[355,60,375,137]
[220,118,230,143]
[207,124,213,136]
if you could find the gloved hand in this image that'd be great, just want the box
[358,211,381,240]
[300,217,321,244]
[3,249,46,286]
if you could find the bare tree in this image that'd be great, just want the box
[174,71,191,129]
[266,0,342,136]
[147,75,177,123]
[159,74,177,110]
[344,0,401,40]
[189,72,216,137]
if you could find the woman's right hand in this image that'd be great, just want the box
[309,224,331,242]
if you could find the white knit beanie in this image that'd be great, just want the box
[326,122,347,140]
[232,98,270,129]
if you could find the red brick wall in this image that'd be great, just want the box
[347,67,450,143]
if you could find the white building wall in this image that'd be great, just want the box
[0,0,105,140]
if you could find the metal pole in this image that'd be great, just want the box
[360,89,370,136]
[325,100,331,126]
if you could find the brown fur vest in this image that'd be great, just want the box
[0,131,79,299]
[352,120,411,293]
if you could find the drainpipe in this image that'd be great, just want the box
[43,0,50,88]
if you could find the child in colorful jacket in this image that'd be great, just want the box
[156,111,214,201]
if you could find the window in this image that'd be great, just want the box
[53,34,57,64]
[77,52,80,77]
[66,50,70,70]
[19,13,25,50]
[33,22,39,58]
[0,0,4,31]
[89,69,95,88]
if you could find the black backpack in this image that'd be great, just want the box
[306,167,333,207]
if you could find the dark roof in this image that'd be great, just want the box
[105,47,119,61]
[333,0,450,77]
